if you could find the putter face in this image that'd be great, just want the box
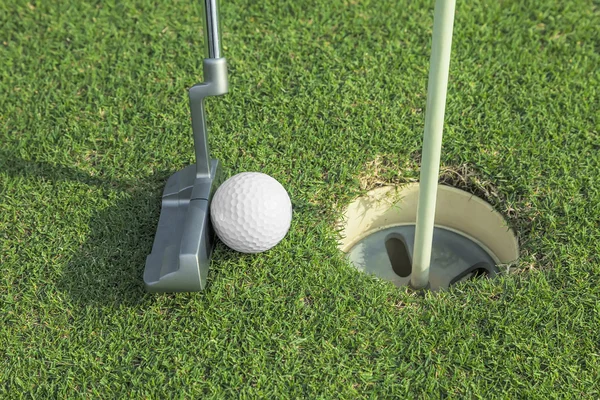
[143,0,228,292]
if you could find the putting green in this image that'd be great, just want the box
[1,0,599,397]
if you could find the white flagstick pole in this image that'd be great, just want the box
[411,0,457,289]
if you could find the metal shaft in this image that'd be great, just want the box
[191,0,227,178]
[411,0,456,289]
[202,0,222,59]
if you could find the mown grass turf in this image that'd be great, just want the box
[1,0,599,397]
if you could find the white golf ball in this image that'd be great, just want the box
[210,172,292,253]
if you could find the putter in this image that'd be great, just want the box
[144,0,227,292]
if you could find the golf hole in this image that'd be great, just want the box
[338,184,519,291]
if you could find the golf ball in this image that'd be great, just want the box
[210,172,292,253]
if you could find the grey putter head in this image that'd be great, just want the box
[144,0,227,292]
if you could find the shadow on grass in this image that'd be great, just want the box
[1,150,175,306]
[59,185,161,307]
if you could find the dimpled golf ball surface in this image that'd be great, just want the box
[211,172,292,253]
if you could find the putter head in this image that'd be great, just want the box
[144,160,223,292]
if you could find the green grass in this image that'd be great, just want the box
[1,0,599,397]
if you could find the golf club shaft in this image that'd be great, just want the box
[203,0,222,59]
[411,0,456,289]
